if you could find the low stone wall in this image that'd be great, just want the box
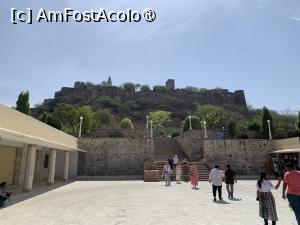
[87,128,150,139]
[78,138,154,176]
[203,140,275,175]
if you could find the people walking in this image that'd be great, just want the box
[173,154,178,169]
[257,173,278,225]
[225,165,237,199]
[168,158,174,170]
[182,159,189,182]
[273,161,279,179]
[282,162,300,225]
[176,162,182,184]
[162,162,172,186]
[191,164,198,189]
[209,165,224,201]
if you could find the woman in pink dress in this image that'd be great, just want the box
[191,164,198,189]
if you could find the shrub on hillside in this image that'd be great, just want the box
[122,82,135,92]
[237,134,249,139]
[109,131,124,138]
[120,117,134,129]
[140,85,151,92]
[153,85,168,92]
[183,116,202,132]
[94,96,120,110]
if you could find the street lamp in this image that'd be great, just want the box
[150,120,153,138]
[146,115,149,129]
[79,116,83,138]
[267,120,272,140]
[188,115,192,131]
[203,120,207,139]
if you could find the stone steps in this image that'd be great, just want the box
[153,137,188,161]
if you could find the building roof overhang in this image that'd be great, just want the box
[271,149,300,154]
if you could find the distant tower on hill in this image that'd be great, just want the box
[166,79,175,90]
[107,76,112,86]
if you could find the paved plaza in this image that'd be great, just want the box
[0,180,297,225]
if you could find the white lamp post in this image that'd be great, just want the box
[146,115,149,129]
[79,116,83,138]
[150,120,153,138]
[188,115,192,131]
[267,120,272,140]
[203,120,207,139]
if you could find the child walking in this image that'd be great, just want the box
[162,162,172,186]
[191,164,198,189]
[176,163,182,184]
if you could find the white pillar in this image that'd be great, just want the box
[23,144,37,192]
[267,120,272,140]
[47,149,57,185]
[203,120,208,139]
[189,116,192,130]
[17,144,28,185]
[150,120,153,138]
[63,151,70,181]
[79,116,83,138]
[146,115,149,129]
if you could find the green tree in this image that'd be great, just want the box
[93,96,120,110]
[228,119,237,138]
[140,85,150,92]
[54,103,78,133]
[184,86,199,93]
[40,112,64,130]
[247,120,261,131]
[94,109,115,128]
[120,117,134,129]
[153,85,168,92]
[16,91,30,115]
[262,106,274,139]
[40,112,48,124]
[273,112,297,138]
[134,83,141,92]
[149,111,172,135]
[77,106,94,134]
[123,82,135,92]
[196,104,225,129]
[183,116,202,132]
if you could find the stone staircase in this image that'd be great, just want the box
[153,137,188,161]
[155,161,210,181]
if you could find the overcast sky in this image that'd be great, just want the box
[0,0,299,113]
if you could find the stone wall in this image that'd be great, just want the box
[203,140,275,175]
[88,128,150,139]
[176,130,255,161]
[78,138,154,176]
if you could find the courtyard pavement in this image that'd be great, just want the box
[0,180,297,225]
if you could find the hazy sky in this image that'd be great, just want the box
[0,0,299,113]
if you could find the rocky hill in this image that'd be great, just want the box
[32,79,250,128]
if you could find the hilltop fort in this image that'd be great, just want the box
[33,78,248,127]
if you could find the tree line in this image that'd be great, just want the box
[15,91,300,139]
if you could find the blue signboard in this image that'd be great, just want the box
[215,131,225,140]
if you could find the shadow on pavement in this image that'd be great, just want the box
[2,180,75,209]
[213,200,230,204]
[229,197,242,201]
[77,176,143,181]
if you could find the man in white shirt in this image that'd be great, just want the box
[209,165,225,201]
